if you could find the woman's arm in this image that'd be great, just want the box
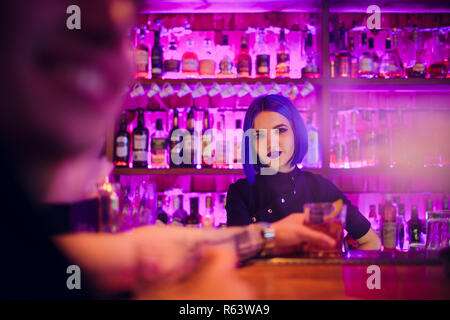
[355,228,382,250]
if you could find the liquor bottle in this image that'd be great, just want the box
[346,111,361,167]
[302,31,320,79]
[349,37,358,78]
[329,31,337,78]
[406,25,427,78]
[182,39,199,77]
[138,183,155,226]
[164,40,181,79]
[358,33,375,78]
[185,108,198,168]
[408,205,422,245]
[379,36,403,78]
[236,36,252,78]
[391,28,405,77]
[151,118,169,168]
[428,31,448,78]
[186,197,201,228]
[217,34,235,78]
[135,28,149,79]
[213,114,228,169]
[155,195,169,225]
[443,195,449,210]
[201,110,214,168]
[426,198,434,215]
[231,119,243,169]
[114,112,130,168]
[396,203,406,250]
[202,196,215,228]
[368,204,381,239]
[382,194,397,250]
[255,29,270,78]
[120,186,133,230]
[336,25,350,78]
[368,37,380,78]
[303,113,320,167]
[151,30,163,79]
[330,113,346,168]
[276,29,290,78]
[132,108,149,168]
[199,39,216,78]
[362,110,377,167]
[376,110,390,167]
[171,195,187,226]
[169,109,183,168]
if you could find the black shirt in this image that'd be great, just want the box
[226,167,371,240]
[0,154,94,299]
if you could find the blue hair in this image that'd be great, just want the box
[242,94,308,184]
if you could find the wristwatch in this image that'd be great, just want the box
[259,222,276,258]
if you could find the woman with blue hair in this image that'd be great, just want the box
[226,94,381,250]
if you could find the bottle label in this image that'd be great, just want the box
[182,59,199,73]
[136,50,149,72]
[151,52,163,75]
[133,150,147,162]
[338,56,350,76]
[237,58,251,76]
[276,53,290,75]
[383,221,396,249]
[359,57,374,72]
[134,134,147,150]
[116,136,129,158]
[257,55,270,75]
[219,57,233,75]
[413,63,425,73]
[199,60,215,75]
[164,59,180,73]
[151,138,168,164]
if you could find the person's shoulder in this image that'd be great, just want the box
[229,177,250,192]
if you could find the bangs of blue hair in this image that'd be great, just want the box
[242,94,308,184]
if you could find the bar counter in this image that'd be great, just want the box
[236,251,450,299]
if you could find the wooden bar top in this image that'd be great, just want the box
[237,255,450,299]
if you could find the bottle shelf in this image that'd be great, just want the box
[138,78,320,86]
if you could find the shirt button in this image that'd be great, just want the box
[281,198,285,203]
[267,209,272,214]
[252,217,256,222]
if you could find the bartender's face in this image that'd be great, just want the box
[0,0,136,157]
[253,111,295,173]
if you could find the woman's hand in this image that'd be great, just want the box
[271,213,336,255]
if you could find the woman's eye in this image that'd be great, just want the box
[278,128,287,133]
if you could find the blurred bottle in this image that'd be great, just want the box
[214,113,229,169]
[302,31,320,79]
[330,113,346,168]
[368,204,381,239]
[368,37,380,78]
[151,118,169,168]
[155,195,169,225]
[199,39,216,78]
[231,119,243,169]
[358,33,376,79]
[186,197,201,228]
[329,31,337,78]
[349,37,358,78]
[255,29,270,78]
[276,29,290,78]
[182,39,199,78]
[164,40,181,79]
[120,186,133,230]
[382,194,397,250]
[217,35,235,78]
[202,196,215,228]
[346,111,361,168]
[336,24,350,78]
[376,109,390,167]
[132,109,149,168]
[172,195,187,226]
[114,112,130,168]
[379,36,403,78]
[237,36,252,78]
[361,110,377,167]
[428,31,448,78]
[391,28,405,77]
[303,113,320,168]
[202,110,214,168]
[406,25,427,78]
[135,28,149,79]
[138,182,156,225]
[184,108,198,168]
[443,195,449,210]
[151,29,163,79]
[396,203,406,250]
[408,205,422,245]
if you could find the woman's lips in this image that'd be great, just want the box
[267,151,282,159]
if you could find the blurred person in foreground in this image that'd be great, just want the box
[0,0,336,299]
